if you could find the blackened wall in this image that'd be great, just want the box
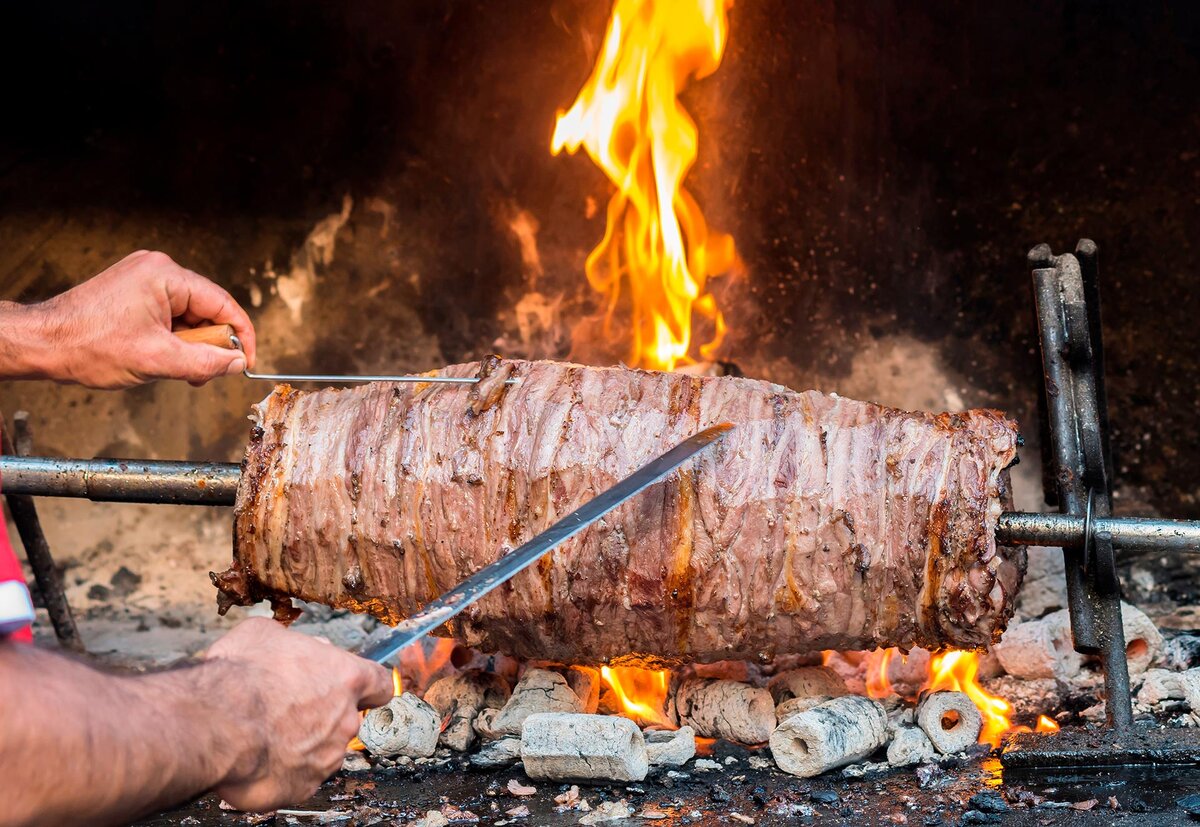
[1,0,1198,517]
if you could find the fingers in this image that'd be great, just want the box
[356,661,397,709]
[207,617,282,659]
[155,336,246,386]
[147,252,257,369]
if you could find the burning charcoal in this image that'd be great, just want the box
[976,648,1006,680]
[992,609,1083,680]
[423,670,512,752]
[566,665,601,713]
[980,675,1062,719]
[1014,547,1068,620]
[1163,634,1200,671]
[358,692,439,758]
[1138,666,1200,711]
[887,726,937,767]
[676,679,775,744]
[776,695,832,722]
[821,651,868,695]
[597,684,620,716]
[491,668,584,736]
[520,713,649,783]
[578,799,633,824]
[470,736,523,769]
[915,691,982,754]
[690,660,760,683]
[767,667,848,704]
[769,695,888,778]
[644,726,696,767]
[474,707,505,741]
[1120,602,1164,676]
[341,751,372,772]
[886,705,916,735]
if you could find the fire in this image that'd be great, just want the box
[866,647,900,699]
[552,0,739,370]
[925,651,1019,748]
[1036,714,1060,733]
[396,637,458,696]
[600,665,675,728]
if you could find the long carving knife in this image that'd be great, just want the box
[357,422,733,665]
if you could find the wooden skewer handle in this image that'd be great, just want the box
[174,324,236,349]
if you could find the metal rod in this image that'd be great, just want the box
[997,511,1200,553]
[0,456,239,505]
[230,335,519,386]
[242,371,517,385]
[1,415,85,652]
[4,452,1199,553]
[5,454,1200,553]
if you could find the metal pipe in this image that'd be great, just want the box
[4,455,1200,555]
[997,511,1200,553]
[0,456,239,505]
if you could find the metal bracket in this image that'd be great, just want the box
[1029,239,1132,730]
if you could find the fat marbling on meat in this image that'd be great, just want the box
[213,358,1024,664]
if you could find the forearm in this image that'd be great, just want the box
[0,642,260,827]
[0,300,64,382]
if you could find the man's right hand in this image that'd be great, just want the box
[205,618,394,812]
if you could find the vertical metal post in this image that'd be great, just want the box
[1030,244,1132,731]
[1,413,85,653]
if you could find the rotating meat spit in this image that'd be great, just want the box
[4,456,1200,551]
[4,239,1200,766]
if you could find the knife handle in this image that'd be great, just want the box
[175,324,236,349]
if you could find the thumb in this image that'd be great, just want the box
[358,662,397,709]
[157,336,246,386]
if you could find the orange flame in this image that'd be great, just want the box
[396,638,457,696]
[866,647,900,699]
[1036,714,1060,733]
[600,665,675,727]
[925,651,1020,748]
[552,0,739,370]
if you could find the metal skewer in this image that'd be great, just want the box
[178,325,518,385]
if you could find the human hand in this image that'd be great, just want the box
[205,618,393,812]
[27,250,257,388]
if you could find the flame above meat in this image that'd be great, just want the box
[552,0,738,370]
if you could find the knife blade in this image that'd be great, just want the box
[357,422,733,665]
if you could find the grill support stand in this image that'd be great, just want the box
[1030,240,1132,731]
[1,412,84,653]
